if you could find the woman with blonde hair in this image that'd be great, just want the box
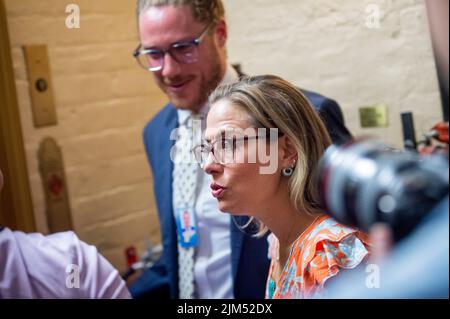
[194,75,370,298]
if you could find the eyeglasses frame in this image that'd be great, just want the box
[193,130,284,166]
[133,22,214,72]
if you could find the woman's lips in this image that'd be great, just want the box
[211,183,226,198]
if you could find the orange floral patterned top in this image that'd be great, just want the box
[266,214,370,299]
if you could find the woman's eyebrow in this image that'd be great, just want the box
[204,129,227,142]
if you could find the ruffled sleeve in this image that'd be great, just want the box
[308,234,370,286]
[300,217,371,297]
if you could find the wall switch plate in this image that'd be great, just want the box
[23,45,57,127]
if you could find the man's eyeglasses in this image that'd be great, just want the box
[133,22,213,72]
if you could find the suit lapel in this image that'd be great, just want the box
[159,105,178,188]
[157,105,178,253]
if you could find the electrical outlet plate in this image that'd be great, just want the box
[359,104,389,128]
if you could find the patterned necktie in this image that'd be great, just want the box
[172,114,201,299]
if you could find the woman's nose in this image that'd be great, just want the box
[203,152,222,175]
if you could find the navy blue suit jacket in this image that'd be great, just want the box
[130,89,352,299]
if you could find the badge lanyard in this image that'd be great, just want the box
[173,116,201,249]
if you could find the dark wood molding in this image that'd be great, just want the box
[0,0,36,231]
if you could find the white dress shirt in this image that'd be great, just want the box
[176,65,238,298]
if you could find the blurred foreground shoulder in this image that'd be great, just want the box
[0,227,131,299]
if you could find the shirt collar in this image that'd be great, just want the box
[177,64,239,126]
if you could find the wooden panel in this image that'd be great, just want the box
[38,138,73,233]
[0,0,36,231]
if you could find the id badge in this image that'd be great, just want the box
[175,205,198,248]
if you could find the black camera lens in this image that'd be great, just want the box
[318,138,449,241]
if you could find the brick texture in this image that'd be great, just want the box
[5,0,166,273]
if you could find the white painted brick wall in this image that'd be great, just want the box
[226,0,442,148]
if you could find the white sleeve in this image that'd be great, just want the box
[0,228,131,299]
[67,232,131,299]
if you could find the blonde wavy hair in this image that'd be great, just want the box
[136,0,225,25]
[209,75,332,237]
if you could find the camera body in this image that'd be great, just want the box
[318,138,449,240]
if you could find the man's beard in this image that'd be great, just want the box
[169,52,224,111]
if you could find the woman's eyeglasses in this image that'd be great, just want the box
[193,129,283,167]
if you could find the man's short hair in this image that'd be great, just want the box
[136,0,225,24]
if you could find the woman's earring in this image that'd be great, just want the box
[282,160,296,177]
[282,166,294,177]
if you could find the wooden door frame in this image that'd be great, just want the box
[0,0,36,231]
